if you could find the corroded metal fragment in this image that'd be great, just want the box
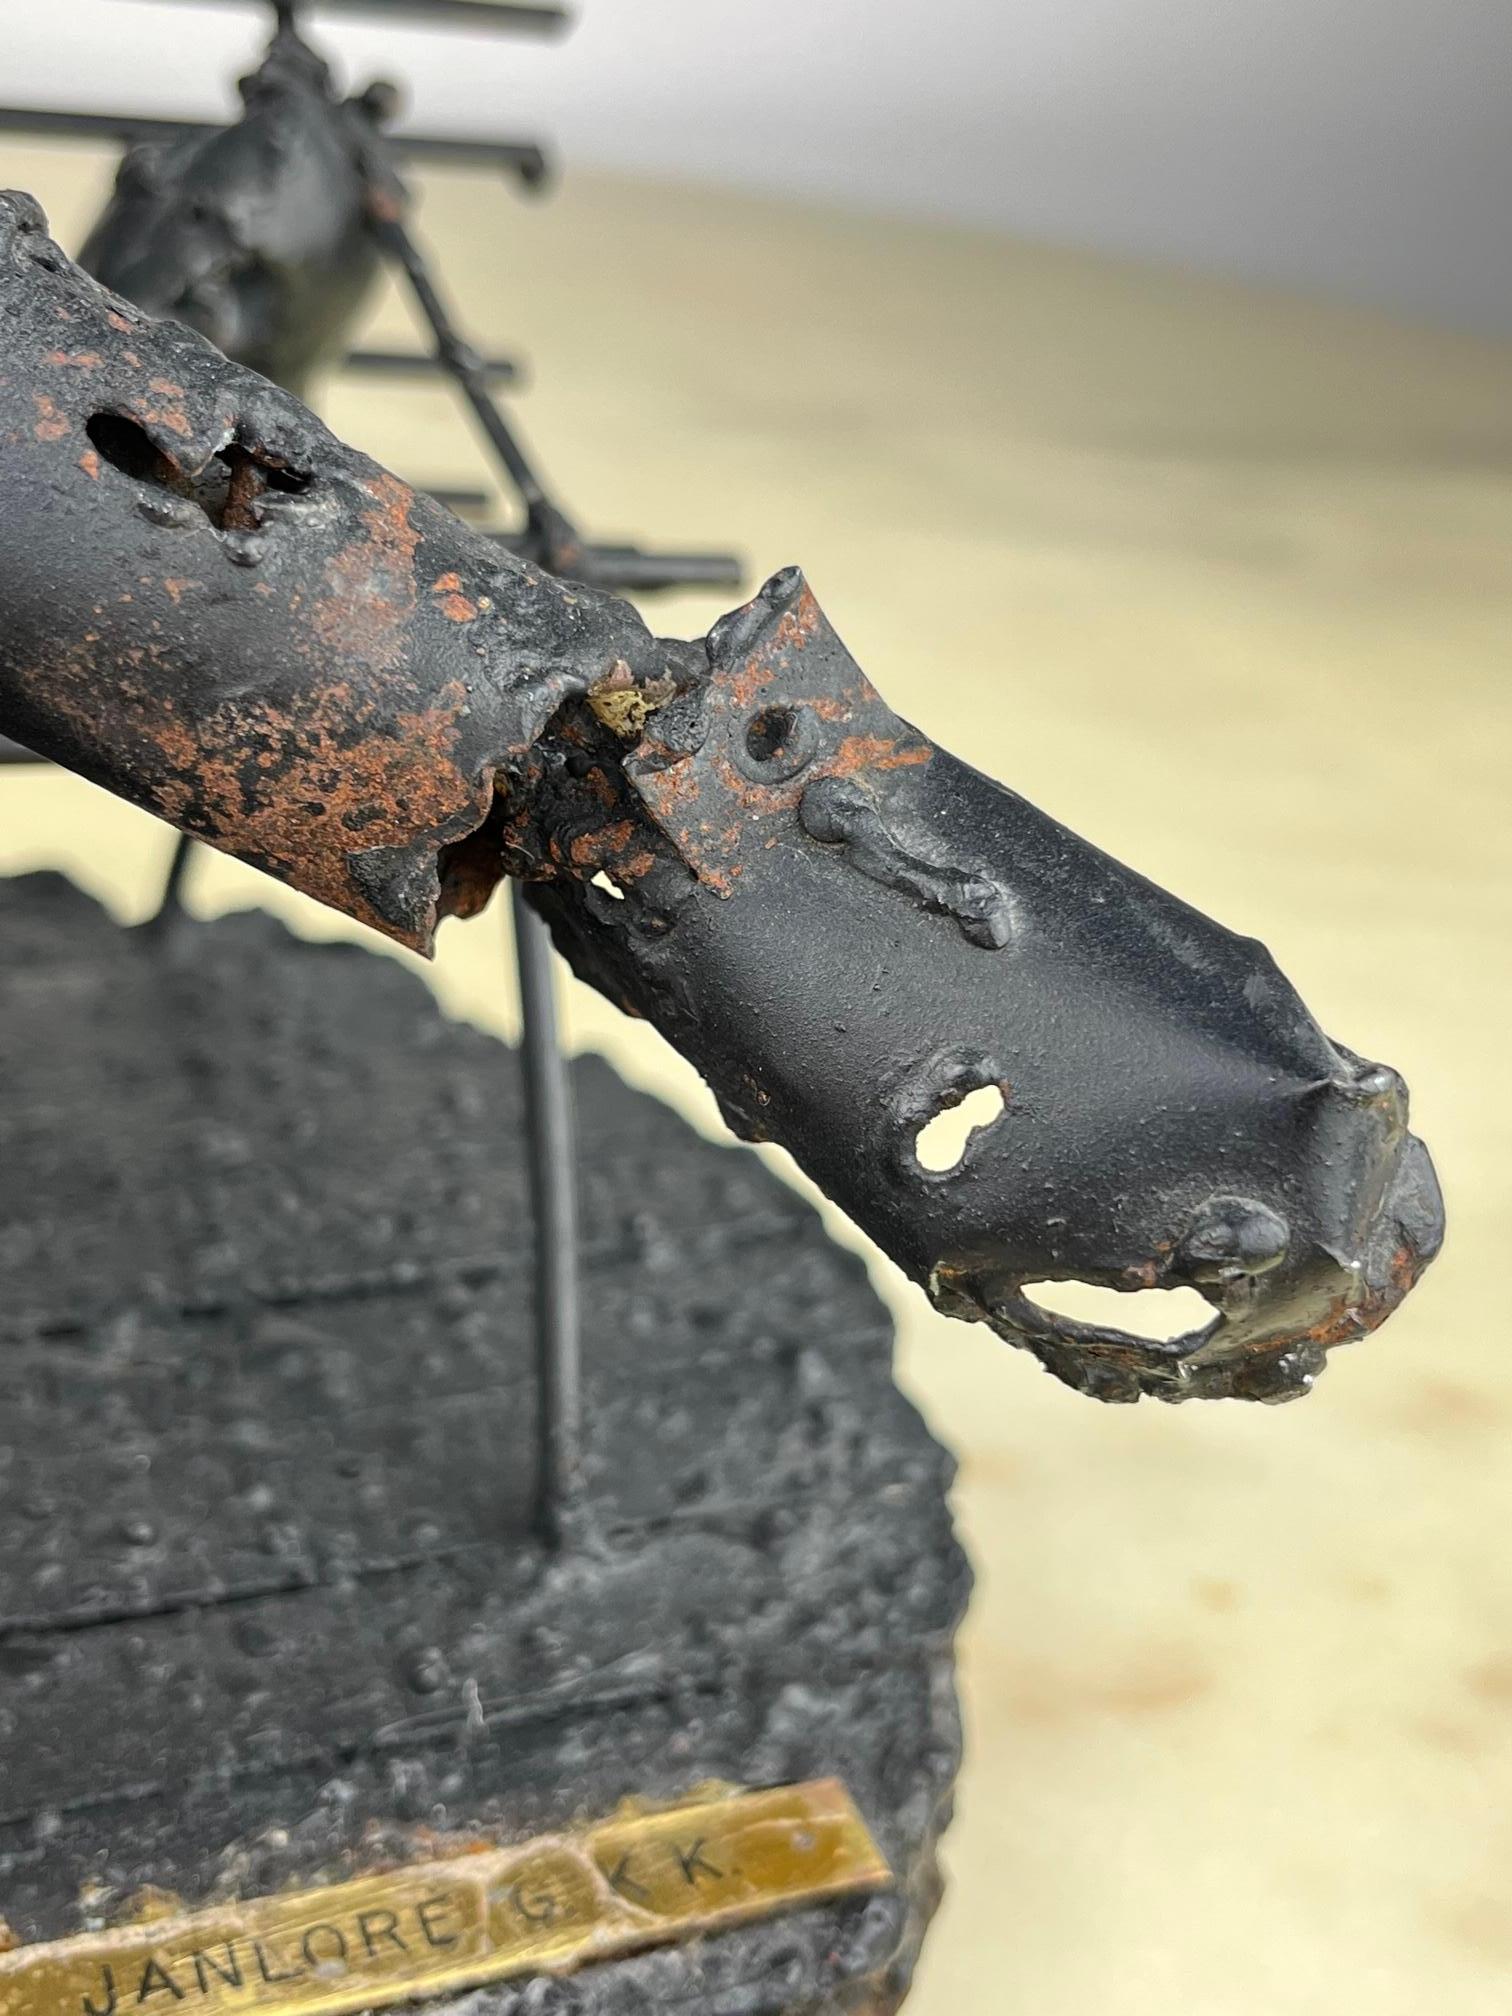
[0,194,1443,1404]
[0,191,680,950]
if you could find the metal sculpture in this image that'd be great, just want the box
[0,192,1444,1407]
[31,0,741,592]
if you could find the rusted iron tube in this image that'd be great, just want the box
[0,192,681,953]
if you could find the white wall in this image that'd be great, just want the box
[6,0,1510,332]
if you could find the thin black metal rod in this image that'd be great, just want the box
[151,0,572,34]
[421,484,492,514]
[510,884,587,1548]
[489,532,744,593]
[0,107,209,147]
[0,112,547,186]
[4,740,194,931]
[369,210,552,513]
[370,210,743,594]
[151,833,196,925]
[390,135,550,185]
[372,211,591,1549]
[345,347,520,385]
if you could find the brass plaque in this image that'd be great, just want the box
[0,1781,890,2016]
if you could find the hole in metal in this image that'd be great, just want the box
[86,412,310,530]
[87,410,177,487]
[914,1083,1005,1173]
[1021,1280,1213,1341]
[591,870,625,901]
[745,706,796,765]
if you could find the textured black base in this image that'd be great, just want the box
[0,878,966,2013]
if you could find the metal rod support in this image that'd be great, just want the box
[489,532,745,593]
[367,209,606,1551]
[511,884,587,1549]
[150,834,196,926]
[0,107,208,148]
[371,210,551,511]
[346,348,520,386]
[0,112,548,188]
[421,485,493,514]
[149,0,572,34]
[390,135,551,186]
[371,210,745,593]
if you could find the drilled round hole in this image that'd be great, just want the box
[745,706,796,765]
[914,1083,1005,1173]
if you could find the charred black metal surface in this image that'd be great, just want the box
[0,878,964,2015]
[0,195,1443,1404]
[520,575,1446,1403]
[78,29,399,401]
[0,190,677,947]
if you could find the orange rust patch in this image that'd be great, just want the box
[830,733,931,778]
[628,580,936,895]
[148,679,482,947]
[727,661,768,710]
[568,820,635,869]
[127,387,193,439]
[77,448,101,481]
[773,591,821,651]
[430,571,480,622]
[32,393,69,443]
[44,348,105,370]
[107,310,134,333]
[162,579,200,605]
[1301,1247,1423,1353]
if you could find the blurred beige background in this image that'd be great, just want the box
[9,0,1512,331]
[2,139,1511,2015]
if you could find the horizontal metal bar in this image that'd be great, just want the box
[489,533,746,593]
[345,347,520,385]
[0,112,550,191]
[392,133,550,186]
[146,0,572,32]
[422,484,493,513]
[0,106,209,147]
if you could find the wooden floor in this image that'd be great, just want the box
[2,138,1511,2015]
